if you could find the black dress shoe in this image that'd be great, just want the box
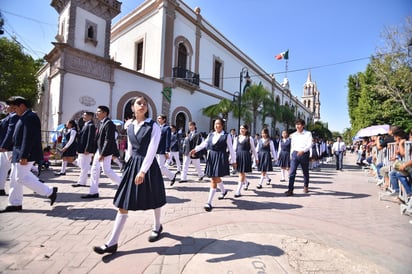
[72,184,87,188]
[1,205,23,213]
[218,190,228,200]
[81,193,99,199]
[234,194,241,198]
[204,203,212,212]
[0,189,6,196]
[54,172,66,176]
[148,225,163,242]
[93,244,118,254]
[48,187,58,205]
[243,181,250,191]
[170,173,178,186]
[266,178,272,185]
[179,180,188,183]
[256,184,262,189]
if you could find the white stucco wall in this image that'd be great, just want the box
[74,7,106,57]
[110,9,164,78]
[60,73,110,122]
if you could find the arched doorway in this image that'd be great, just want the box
[175,112,186,134]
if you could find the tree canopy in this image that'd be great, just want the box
[0,37,42,106]
[347,16,412,135]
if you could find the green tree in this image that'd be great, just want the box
[307,121,332,140]
[202,98,234,125]
[347,17,412,134]
[280,104,296,132]
[370,16,412,117]
[261,94,282,136]
[242,82,271,134]
[0,37,41,105]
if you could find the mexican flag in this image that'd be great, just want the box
[275,50,289,60]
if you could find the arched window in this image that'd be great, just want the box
[175,112,186,133]
[177,44,187,69]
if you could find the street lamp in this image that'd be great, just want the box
[237,67,250,131]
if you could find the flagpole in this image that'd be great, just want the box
[285,59,288,78]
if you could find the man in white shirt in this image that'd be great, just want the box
[332,136,346,171]
[286,119,313,196]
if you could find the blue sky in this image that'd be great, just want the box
[1,0,411,132]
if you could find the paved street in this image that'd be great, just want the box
[0,153,411,273]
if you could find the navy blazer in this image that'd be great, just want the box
[77,120,97,153]
[96,118,117,157]
[170,132,180,152]
[12,110,43,163]
[0,112,19,151]
[189,131,203,159]
[156,124,171,154]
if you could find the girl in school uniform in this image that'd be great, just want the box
[55,120,78,176]
[190,118,236,212]
[93,96,166,254]
[277,130,291,182]
[256,128,277,189]
[233,124,258,197]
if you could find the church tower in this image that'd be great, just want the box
[44,0,121,126]
[301,71,321,122]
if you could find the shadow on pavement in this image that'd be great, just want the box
[101,232,284,263]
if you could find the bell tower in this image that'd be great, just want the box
[51,0,121,58]
[302,71,321,122]
[44,0,121,125]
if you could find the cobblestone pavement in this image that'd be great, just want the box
[0,153,411,273]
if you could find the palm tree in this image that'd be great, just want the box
[280,104,296,132]
[261,94,282,136]
[202,98,234,128]
[242,83,271,134]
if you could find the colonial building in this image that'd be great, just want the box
[37,0,319,136]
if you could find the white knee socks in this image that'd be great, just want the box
[153,207,161,231]
[235,181,243,195]
[60,161,67,173]
[207,188,217,204]
[106,212,128,247]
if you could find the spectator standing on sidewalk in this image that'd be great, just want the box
[285,119,313,196]
[93,96,166,255]
[0,102,19,196]
[332,136,346,171]
[190,118,236,212]
[1,96,57,213]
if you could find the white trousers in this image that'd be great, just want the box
[181,155,204,180]
[167,151,181,172]
[89,150,121,195]
[77,153,92,185]
[8,162,53,206]
[0,151,11,189]
[157,154,175,180]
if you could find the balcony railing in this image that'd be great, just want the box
[172,67,199,86]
